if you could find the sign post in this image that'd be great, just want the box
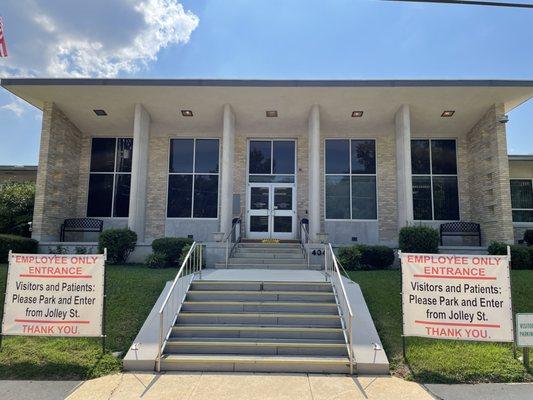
[516,313,533,371]
[1,251,106,347]
[400,250,514,343]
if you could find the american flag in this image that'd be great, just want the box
[0,16,8,57]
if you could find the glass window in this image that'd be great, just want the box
[325,176,350,219]
[351,140,376,174]
[90,138,116,172]
[249,141,271,174]
[273,141,295,174]
[411,139,459,220]
[510,179,533,222]
[168,139,220,218]
[432,176,459,220]
[195,139,219,173]
[411,140,430,175]
[352,176,377,219]
[431,140,457,174]
[325,140,350,174]
[412,176,432,220]
[325,139,377,220]
[87,174,113,217]
[169,139,194,173]
[87,138,133,217]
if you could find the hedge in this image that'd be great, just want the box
[399,226,439,253]
[151,237,194,267]
[98,228,137,264]
[487,241,531,270]
[338,244,394,271]
[0,234,38,263]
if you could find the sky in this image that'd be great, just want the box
[0,0,532,165]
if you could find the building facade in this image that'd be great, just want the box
[2,79,533,256]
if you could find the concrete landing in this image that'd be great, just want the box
[200,268,326,282]
[66,373,435,400]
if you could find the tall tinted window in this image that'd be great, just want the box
[411,139,459,220]
[325,139,377,220]
[87,138,132,217]
[248,140,295,183]
[168,139,220,218]
[510,179,533,222]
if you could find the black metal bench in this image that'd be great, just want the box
[60,218,103,242]
[440,222,481,246]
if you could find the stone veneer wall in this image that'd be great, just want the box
[377,135,399,245]
[32,103,83,241]
[466,104,514,244]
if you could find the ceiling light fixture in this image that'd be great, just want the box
[441,110,455,117]
[351,111,364,118]
[93,109,107,116]
[266,110,278,117]
[181,110,193,117]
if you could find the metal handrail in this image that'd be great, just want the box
[298,216,310,268]
[223,211,243,268]
[156,242,203,371]
[324,243,355,374]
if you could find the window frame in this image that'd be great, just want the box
[86,137,133,218]
[246,138,297,178]
[324,138,378,221]
[166,137,221,220]
[510,178,533,224]
[411,138,460,222]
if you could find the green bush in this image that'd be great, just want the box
[337,246,363,270]
[487,241,531,270]
[145,252,168,269]
[399,226,439,253]
[98,228,137,264]
[0,181,35,237]
[178,244,205,268]
[0,234,38,262]
[152,237,194,266]
[338,244,394,270]
[523,230,533,246]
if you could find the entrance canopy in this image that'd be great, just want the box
[2,78,533,136]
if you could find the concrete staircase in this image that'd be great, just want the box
[159,279,351,373]
[215,242,322,270]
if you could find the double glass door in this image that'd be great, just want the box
[247,183,296,239]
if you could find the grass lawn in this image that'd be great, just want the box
[349,270,533,384]
[0,264,175,380]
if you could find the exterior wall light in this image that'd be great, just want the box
[441,110,455,117]
[93,109,107,116]
[351,111,364,118]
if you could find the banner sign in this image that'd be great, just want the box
[401,252,513,342]
[516,313,533,347]
[2,253,105,337]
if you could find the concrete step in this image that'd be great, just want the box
[190,281,332,293]
[170,324,345,340]
[232,251,305,259]
[160,354,350,373]
[165,338,348,356]
[235,247,302,254]
[215,262,321,270]
[228,257,306,265]
[176,312,342,327]
[182,301,338,314]
[237,243,302,249]
[186,290,335,302]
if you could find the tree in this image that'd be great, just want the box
[0,181,35,237]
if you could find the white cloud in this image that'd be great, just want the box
[0,0,199,78]
[0,99,26,117]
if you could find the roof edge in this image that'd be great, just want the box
[3,78,533,88]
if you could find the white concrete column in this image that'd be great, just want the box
[395,104,414,228]
[220,104,235,236]
[128,104,151,242]
[308,104,321,241]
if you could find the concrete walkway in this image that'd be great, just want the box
[425,383,533,400]
[0,380,82,400]
[66,372,436,400]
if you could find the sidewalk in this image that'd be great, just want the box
[425,383,533,400]
[65,372,436,400]
[1,380,82,400]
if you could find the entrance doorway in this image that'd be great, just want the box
[246,139,297,239]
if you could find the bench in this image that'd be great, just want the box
[60,218,104,242]
[440,222,481,246]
